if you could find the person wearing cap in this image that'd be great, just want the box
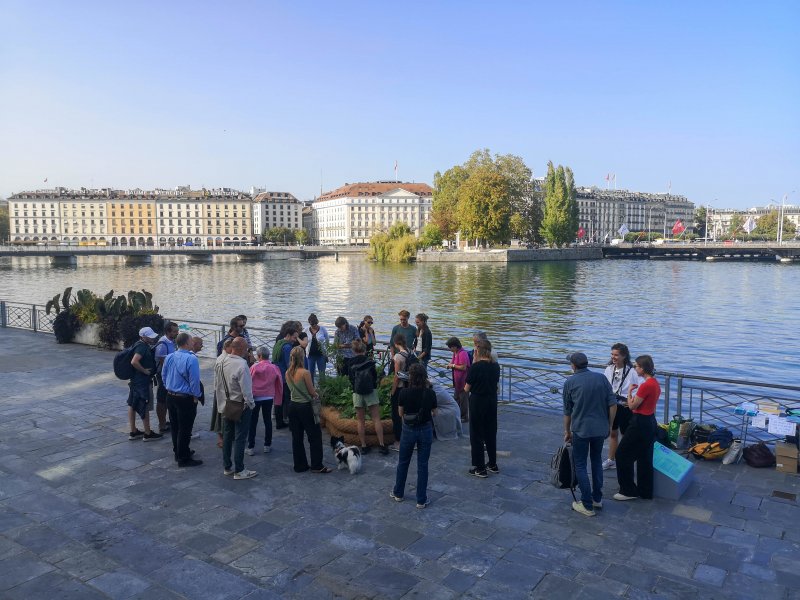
[127,327,163,442]
[562,352,617,517]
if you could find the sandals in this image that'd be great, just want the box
[310,466,332,474]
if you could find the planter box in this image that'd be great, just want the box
[73,323,101,346]
[321,406,395,446]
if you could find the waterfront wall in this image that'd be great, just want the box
[416,247,603,262]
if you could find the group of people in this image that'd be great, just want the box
[563,343,660,517]
[123,310,506,509]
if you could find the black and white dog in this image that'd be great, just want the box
[330,436,362,475]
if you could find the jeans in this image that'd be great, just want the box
[468,394,497,469]
[572,434,605,509]
[393,422,433,505]
[308,354,327,383]
[288,401,324,472]
[248,400,273,449]
[166,393,197,462]
[616,414,657,499]
[222,407,252,473]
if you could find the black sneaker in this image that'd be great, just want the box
[487,464,499,474]
[379,445,390,455]
[129,429,144,440]
[159,423,171,433]
[178,458,203,467]
[142,431,163,442]
[174,450,196,462]
[469,467,488,478]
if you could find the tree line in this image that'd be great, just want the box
[427,149,578,248]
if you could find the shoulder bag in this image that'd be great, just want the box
[219,361,244,422]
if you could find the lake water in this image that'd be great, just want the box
[1,255,797,387]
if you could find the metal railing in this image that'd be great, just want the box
[2,299,798,443]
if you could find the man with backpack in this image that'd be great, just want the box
[348,339,388,454]
[562,352,616,517]
[127,327,164,442]
[154,321,179,434]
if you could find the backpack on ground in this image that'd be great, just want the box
[351,360,377,395]
[707,428,733,449]
[113,346,137,380]
[690,423,717,445]
[550,443,577,500]
[742,442,776,468]
[689,441,729,461]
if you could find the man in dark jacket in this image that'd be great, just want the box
[563,352,617,517]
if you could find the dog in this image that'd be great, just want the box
[330,436,362,475]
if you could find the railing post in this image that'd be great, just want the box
[663,375,671,423]
[0,301,6,327]
[507,366,513,403]
[31,304,38,332]
[675,377,683,417]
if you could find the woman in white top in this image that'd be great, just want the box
[305,313,329,384]
[602,343,641,470]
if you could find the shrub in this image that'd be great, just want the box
[119,314,165,348]
[319,373,392,419]
[53,310,82,343]
[98,316,121,349]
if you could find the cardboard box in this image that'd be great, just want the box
[653,442,694,500]
[776,457,798,474]
[775,442,799,459]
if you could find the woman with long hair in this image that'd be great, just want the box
[391,364,437,508]
[413,313,432,369]
[615,355,659,500]
[602,343,641,470]
[464,339,500,478]
[286,346,330,473]
[389,334,410,451]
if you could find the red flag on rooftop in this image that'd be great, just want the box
[672,219,685,235]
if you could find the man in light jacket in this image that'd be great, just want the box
[215,337,257,480]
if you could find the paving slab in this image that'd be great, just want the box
[0,327,799,599]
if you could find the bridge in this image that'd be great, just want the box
[602,241,800,262]
[0,245,366,265]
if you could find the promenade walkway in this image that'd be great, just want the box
[0,328,798,599]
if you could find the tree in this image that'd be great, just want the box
[458,165,511,245]
[694,206,708,238]
[728,214,744,238]
[431,165,468,239]
[418,223,443,249]
[387,222,412,240]
[754,210,796,240]
[263,227,296,244]
[0,205,8,242]
[295,228,309,245]
[539,161,578,247]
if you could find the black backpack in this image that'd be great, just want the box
[352,360,377,395]
[113,346,137,380]
[550,443,577,500]
[402,350,419,371]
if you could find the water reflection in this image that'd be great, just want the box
[0,255,797,386]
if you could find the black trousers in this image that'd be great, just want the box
[288,401,323,472]
[248,400,273,449]
[391,388,403,443]
[616,413,657,499]
[274,382,290,428]
[166,393,197,462]
[469,394,498,469]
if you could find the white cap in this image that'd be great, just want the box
[139,326,158,339]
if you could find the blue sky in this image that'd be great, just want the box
[1,1,797,209]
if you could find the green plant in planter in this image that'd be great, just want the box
[318,373,392,420]
[53,310,82,343]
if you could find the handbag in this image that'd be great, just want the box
[218,361,244,422]
[402,412,421,426]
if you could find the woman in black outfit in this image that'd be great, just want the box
[464,340,501,478]
[413,313,432,370]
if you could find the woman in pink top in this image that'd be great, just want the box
[446,337,471,423]
[247,346,283,455]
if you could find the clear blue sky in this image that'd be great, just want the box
[1,1,797,209]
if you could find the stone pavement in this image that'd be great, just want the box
[0,327,799,600]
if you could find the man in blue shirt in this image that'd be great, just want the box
[162,332,203,467]
[563,352,617,517]
[154,322,179,433]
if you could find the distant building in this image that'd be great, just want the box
[312,181,433,246]
[575,188,695,241]
[301,204,314,242]
[710,204,800,239]
[8,186,252,246]
[252,191,303,241]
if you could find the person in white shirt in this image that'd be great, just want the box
[215,337,257,480]
[602,343,642,470]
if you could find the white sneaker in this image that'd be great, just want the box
[245,448,255,456]
[223,469,235,476]
[263,445,271,454]
[572,501,596,517]
[234,469,258,480]
[191,432,200,439]
[593,501,603,509]
[722,440,742,465]
[613,493,638,501]
[602,459,616,470]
